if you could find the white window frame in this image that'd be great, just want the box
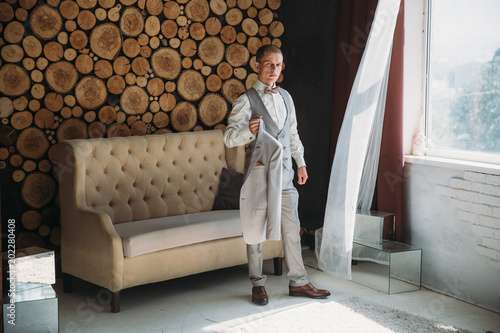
[421,0,500,166]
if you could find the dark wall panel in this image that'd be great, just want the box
[282,1,338,230]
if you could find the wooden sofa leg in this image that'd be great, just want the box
[111,291,120,313]
[274,257,283,276]
[63,273,73,293]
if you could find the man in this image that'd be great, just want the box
[224,45,331,306]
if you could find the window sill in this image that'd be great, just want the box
[404,155,500,176]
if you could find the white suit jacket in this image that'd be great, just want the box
[239,119,283,244]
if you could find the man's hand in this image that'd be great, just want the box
[249,116,262,134]
[297,166,308,185]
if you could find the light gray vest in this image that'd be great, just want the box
[245,87,293,172]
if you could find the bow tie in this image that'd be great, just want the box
[265,86,280,94]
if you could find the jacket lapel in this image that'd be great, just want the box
[243,118,265,182]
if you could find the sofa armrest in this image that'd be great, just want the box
[61,206,124,292]
[58,140,125,291]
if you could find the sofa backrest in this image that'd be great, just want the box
[58,130,243,224]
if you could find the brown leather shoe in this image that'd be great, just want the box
[289,283,331,299]
[252,286,269,305]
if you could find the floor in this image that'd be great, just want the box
[43,249,500,333]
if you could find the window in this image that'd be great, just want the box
[425,0,500,164]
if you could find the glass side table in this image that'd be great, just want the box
[352,241,422,294]
[354,210,395,244]
[3,247,58,333]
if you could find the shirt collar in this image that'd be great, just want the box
[253,79,277,94]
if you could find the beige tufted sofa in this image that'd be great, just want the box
[58,130,283,312]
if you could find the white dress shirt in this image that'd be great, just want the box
[224,80,306,168]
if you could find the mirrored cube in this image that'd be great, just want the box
[6,247,55,285]
[3,247,58,333]
[351,241,422,294]
[3,284,58,333]
[354,210,395,244]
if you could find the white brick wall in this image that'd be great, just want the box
[436,171,500,262]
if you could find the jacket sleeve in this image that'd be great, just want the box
[224,94,256,148]
[283,91,306,168]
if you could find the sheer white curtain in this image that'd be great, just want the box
[317,0,402,279]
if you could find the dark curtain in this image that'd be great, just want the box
[329,0,379,165]
[377,1,405,242]
[329,0,405,241]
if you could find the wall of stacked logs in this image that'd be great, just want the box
[0,0,284,251]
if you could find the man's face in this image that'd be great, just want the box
[255,51,283,87]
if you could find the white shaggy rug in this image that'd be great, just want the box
[217,296,472,333]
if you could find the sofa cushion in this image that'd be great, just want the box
[114,210,242,257]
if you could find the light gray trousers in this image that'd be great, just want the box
[246,167,309,287]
